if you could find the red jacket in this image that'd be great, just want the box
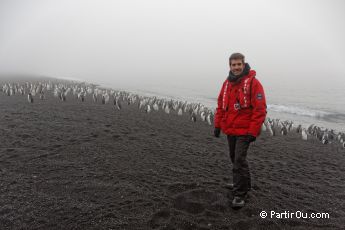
[214,70,267,137]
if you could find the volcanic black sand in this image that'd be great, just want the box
[1,85,345,229]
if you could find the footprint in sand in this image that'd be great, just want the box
[166,182,198,195]
[173,194,205,214]
[172,189,226,215]
[128,136,139,141]
[149,209,171,228]
[112,134,121,140]
[182,134,192,138]
[90,133,98,138]
[19,133,31,139]
[54,144,63,148]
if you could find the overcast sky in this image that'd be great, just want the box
[1,0,344,94]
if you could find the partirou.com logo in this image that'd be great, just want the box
[260,210,330,219]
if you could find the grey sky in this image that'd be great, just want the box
[1,0,344,94]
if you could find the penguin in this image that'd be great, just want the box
[336,133,342,142]
[296,124,302,133]
[177,108,183,116]
[104,93,110,104]
[127,97,131,105]
[316,129,323,141]
[288,122,293,132]
[328,130,335,142]
[153,102,159,111]
[307,124,315,135]
[39,92,44,100]
[61,92,66,101]
[27,93,33,103]
[93,93,97,102]
[114,97,122,110]
[138,100,144,110]
[302,128,308,141]
[206,113,213,126]
[281,125,288,135]
[60,89,66,101]
[200,111,206,122]
[191,112,197,122]
[145,104,151,113]
[321,132,329,144]
[261,123,267,132]
[164,105,170,114]
[267,123,275,136]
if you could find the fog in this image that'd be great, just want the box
[1,0,344,94]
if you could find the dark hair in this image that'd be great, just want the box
[229,53,245,64]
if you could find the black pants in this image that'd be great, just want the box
[227,135,251,198]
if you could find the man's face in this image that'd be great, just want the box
[230,59,245,76]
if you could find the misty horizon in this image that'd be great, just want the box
[1,0,345,93]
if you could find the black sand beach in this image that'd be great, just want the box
[1,83,345,229]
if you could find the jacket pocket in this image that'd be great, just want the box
[233,119,250,128]
[232,111,251,128]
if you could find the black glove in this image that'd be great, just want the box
[246,135,256,143]
[214,127,221,138]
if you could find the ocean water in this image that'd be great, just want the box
[103,80,345,133]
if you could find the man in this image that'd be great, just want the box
[214,53,267,209]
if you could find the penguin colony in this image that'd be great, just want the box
[2,80,345,148]
[261,117,345,147]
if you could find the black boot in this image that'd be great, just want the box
[232,196,245,209]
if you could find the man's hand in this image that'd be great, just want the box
[246,135,256,142]
[214,127,221,138]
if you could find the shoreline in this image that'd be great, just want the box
[1,76,345,135]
